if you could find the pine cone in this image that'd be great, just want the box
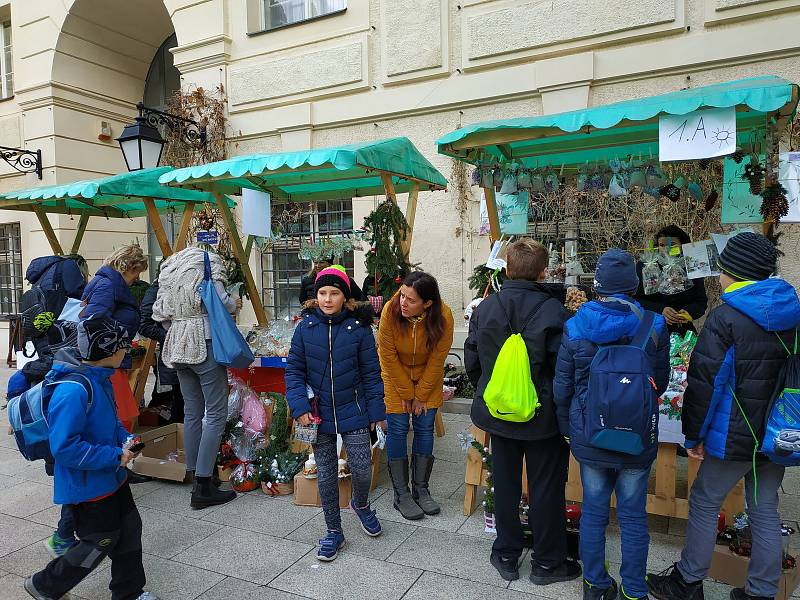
[749,178,763,196]
[760,182,789,223]
[731,148,745,164]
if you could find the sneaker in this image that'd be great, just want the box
[23,576,55,600]
[530,559,582,585]
[350,500,382,537]
[730,588,772,600]
[583,577,618,600]
[317,530,345,562]
[647,564,704,600]
[43,533,76,558]
[134,594,162,600]
[490,552,520,581]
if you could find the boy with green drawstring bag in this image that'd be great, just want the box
[648,232,800,600]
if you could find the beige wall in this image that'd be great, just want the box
[2,0,800,355]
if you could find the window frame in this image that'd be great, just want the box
[0,19,13,101]
[0,222,23,317]
[249,0,347,35]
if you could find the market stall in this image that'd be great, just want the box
[158,137,449,489]
[437,75,799,518]
[0,166,238,402]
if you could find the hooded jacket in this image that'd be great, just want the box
[81,265,140,369]
[46,350,130,505]
[26,256,86,300]
[682,278,800,461]
[464,280,566,441]
[553,297,670,469]
[285,304,386,434]
[138,280,178,387]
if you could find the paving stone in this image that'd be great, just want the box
[134,480,211,517]
[140,507,224,559]
[508,557,583,598]
[0,448,35,478]
[0,573,42,600]
[0,513,53,557]
[270,551,422,600]
[372,491,469,533]
[402,571,534,600]
[386,527,509,588]
[0,480,56,518]
[129,479,165,499]
[26,505,63,529]
[285,510,417,560]
[0,473,20,490]
[196,577,311,599]
[0,536,58,576]
[426,467,468,499]
[200,493,320,537]
[173,527,312,585]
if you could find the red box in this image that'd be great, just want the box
[228,366,286,394]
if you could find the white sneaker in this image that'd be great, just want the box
[134,593,161,600]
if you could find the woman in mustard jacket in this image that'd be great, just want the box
[378,272,454,520]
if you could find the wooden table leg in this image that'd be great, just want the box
[434,410,446,438]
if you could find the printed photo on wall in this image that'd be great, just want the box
[682,240,720,280]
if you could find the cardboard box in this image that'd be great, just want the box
[709,545,800,600]
[130,423,187,482]
[293,473,351,509]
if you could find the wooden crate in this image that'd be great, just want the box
[464,427,744,518]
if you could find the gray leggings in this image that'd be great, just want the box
[174,341,228,478]
[313,428,373,531]
[678,455,785,598]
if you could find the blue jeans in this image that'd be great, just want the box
[386,409,437,460]
[580,463,651,598]
[56,505,75,540]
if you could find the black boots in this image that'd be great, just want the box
[388,458,424,520]
[411,454,441,515]
[190,476,236,510]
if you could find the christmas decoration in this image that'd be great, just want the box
[471,441,495,532]
[363,200,412,301]
[298,234,364,262]
[760,182,789,223]
[197,209,215,231]
[742,155,766,196]
[565,287,588,313]
[731,147,745,164]
[468,265,505,299]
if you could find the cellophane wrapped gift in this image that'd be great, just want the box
[658,254,692,295]
[641,251,662,295]
[240,386,268,435]
[227,375,248,421]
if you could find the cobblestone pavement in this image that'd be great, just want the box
[1,366,799,599]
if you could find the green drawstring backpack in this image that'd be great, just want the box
[483,297,547,423]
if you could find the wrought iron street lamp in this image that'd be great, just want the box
[117,102,206,171]
[0,146,42,179]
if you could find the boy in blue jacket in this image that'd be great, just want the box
[648,233,800,600]
[554,249,669,600]
[24,317,158,600]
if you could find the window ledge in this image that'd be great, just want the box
[247,8,346,37]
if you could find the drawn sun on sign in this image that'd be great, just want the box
[711,128,734,149]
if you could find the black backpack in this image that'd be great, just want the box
[19,261,68,348]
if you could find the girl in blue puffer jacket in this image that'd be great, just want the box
[286,267,387,562]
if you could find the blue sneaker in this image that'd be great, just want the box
[44,533,76,558]
[317,530,345,562]
[350,500,382,537]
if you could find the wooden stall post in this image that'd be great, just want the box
[142,198,173,257]
[481,186,502,242]
[174,201,196,252]
[34,207,64,255]
[401,184,419,258]
[70,214,90,254]
[244,235,255,260]
[213,192,268,326]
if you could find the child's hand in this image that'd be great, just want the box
[296,412,313,426]
[120,449,135,467]
[686,442,705,461]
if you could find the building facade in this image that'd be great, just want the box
[1,0,800,356]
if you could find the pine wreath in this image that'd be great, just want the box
[363,199,412,300]
[760,182,789,224]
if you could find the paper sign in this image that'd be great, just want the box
[479,192,490,235]
[496,191,529,235]
[780,152,800,223]
[242,189,272,238]
[197,230,219,244]
[659,107,737,161]
[721,156,763,224]
[486,241,506,270]
[682,240,720,279]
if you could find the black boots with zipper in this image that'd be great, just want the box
[190,476,236,510]
[411,454,441,515]
[388,458,424,520]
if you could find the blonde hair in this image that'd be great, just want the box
[506,239,549,281]
[104,244,148,274]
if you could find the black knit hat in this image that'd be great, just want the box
[314,266,352,300]
[717,232,777,282]
[77,316,130,362]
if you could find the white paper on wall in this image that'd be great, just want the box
[780,152,800,223]
[659,107,737,162]
[242,189,272,238]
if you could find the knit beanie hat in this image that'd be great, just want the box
[717,232,777,281]
[594,248,640,296]
[77,316,130,362]
[314,266,351,300]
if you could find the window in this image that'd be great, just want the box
[263,0,346,30]
[0,222,22,315]
[0,20,12,99]
[261,199,354,318]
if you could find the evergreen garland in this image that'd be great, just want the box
[265,393,290,456]
[363,200,412,300]
[468,265,506,299]
[471,441,494,514]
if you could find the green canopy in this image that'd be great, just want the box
[437,75,799,168]
[158,137,448,200]
[0,167,228,218]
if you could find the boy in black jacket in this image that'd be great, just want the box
[465,239,579,585]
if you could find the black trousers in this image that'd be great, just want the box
[490,434,569,568]
[33,483,145,600]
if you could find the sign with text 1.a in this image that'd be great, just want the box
[197,230,219,245]
[658,107,737,162]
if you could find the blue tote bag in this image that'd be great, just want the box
[199,252,254,369]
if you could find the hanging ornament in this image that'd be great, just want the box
[394,276,402,284]
[731,148,746,164]
[659,184,681,202]
[742,155,766,196]
[370,248,376,254]
[760,182,789,223]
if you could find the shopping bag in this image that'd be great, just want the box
[199,252,254,369]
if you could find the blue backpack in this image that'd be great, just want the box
[7,372,93,462]
[585,299,660,456]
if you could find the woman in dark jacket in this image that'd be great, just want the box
[139,280,183,423]
[286,267,386,562]
[634,225,708,335]
[80,244,148,431]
